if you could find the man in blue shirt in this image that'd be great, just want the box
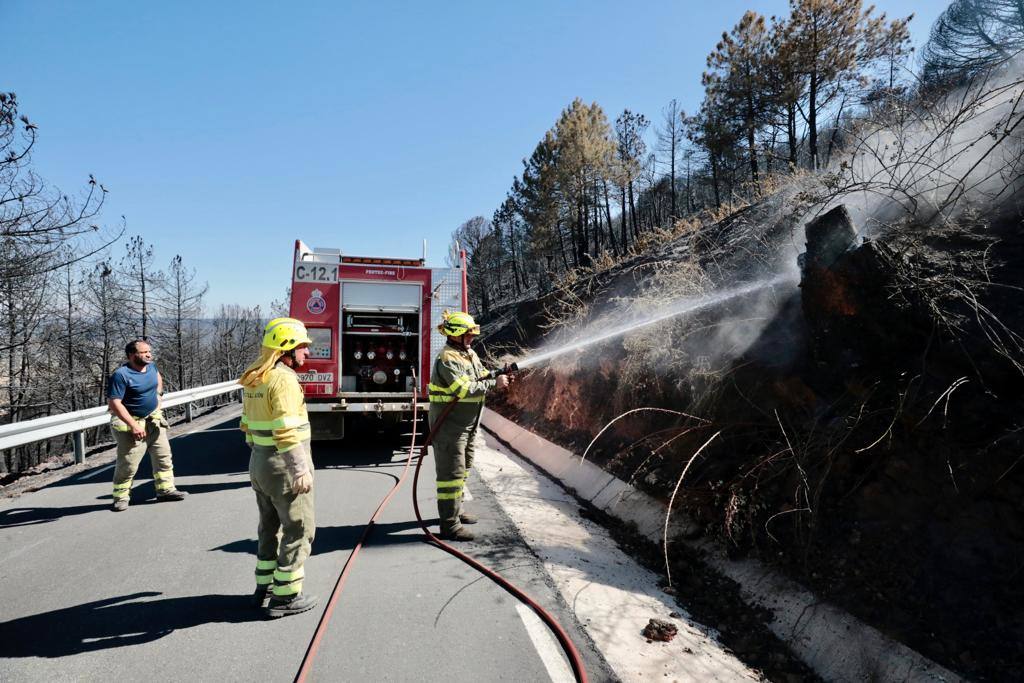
[107,339,187,512]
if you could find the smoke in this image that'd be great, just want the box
[819,57,1024,234]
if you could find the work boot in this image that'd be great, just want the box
[266,592,318,618]
[252,586,271,609]
[111,498,129,512]
[438,527,475,542]
[156,489,188,502]
[458,512,478,525]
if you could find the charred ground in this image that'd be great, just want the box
[478,195,1024,681]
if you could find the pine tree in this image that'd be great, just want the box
[615,110,649,244]
[553,99,616,266]
[704,11,773,184]
[783,0,909,170]
[922,0,1024,85]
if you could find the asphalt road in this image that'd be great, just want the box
[0,408,614,682]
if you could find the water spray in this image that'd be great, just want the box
[514,275,793,370]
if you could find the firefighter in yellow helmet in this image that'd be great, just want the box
[428,311,509,541]
[239,317,317,617]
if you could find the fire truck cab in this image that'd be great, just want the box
[288,239,467,440]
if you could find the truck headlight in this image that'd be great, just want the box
[398,350,407,360]
[354,351,363,360]
[367,351,376,360]
[386,351,394,360]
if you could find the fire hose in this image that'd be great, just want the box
[295,363,587,683]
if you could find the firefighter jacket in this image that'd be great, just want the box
[428,343,495,421]
[240,362,311,453]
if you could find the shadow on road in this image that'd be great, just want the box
[0,504,110,528]
[48,416,251,492]
[0,591,264,658]
[313,431,417,469]
[212,518,436,557]
[89,478,252,503]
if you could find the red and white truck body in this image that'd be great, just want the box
[288,239,467,439]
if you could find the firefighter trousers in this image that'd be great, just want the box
[430,413,479,534]
[249,442,315,598]
[111,414,175,501]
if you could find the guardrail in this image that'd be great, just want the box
[0,379,242,463]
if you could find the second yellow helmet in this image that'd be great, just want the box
[263,317,312,351]
[437,311,480,337]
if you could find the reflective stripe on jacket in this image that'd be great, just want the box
[240,363,311,452]
[428,344,494,405]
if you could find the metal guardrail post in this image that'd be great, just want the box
[73,431,86,464]
[185,402,194,423]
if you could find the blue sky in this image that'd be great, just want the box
[3,1,942,311]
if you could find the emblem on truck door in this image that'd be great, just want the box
[306,288,327,315]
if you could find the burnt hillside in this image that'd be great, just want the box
[477,192,1024,681]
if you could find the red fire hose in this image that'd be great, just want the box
[295,387,588,683]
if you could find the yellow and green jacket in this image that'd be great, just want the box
[428,343,494,422]
[240,363,311,452]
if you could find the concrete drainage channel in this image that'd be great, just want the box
[479,409,962,683]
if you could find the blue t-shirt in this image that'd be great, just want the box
[107,363,160,418]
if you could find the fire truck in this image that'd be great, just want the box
[288,239,467,440]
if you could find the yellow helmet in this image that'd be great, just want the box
[438,310,480,337]
[263,317,312,351]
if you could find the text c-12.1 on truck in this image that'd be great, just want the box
[287,239,468,440]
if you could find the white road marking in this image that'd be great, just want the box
[515,602,575,683]
[79,464,115,480]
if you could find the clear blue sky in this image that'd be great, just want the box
[3,1,941,311]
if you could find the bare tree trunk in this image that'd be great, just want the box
[746,93,759,183]
[508,221,522,295]
[620,185,629,250]
[64,264,77,411]
[629,182,639,239]
[809,70,819,170]
[603,179,617,256]
[787,102,798,168]
[669,142,677,219]
[685,156,693,213]
[556,220,571,271]
[711,154,722,208]
[139,247,148,338]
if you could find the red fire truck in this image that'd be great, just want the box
[288,239,468,440]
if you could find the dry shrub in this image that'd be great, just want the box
[613,257,713,413]
[590,249,617,273]
[537,278,591,338]
[670,215,702,238]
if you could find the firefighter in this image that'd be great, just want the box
[239,317,318,617]
[428,311,509,541]
[107,339,188,511]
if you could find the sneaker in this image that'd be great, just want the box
[458,512,478,525]
[438,527,475,542]
[156,489,188,502]
[112,498,129,512]
[252,586,271,609]
[266,593,318,618]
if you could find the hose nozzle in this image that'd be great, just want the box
[493,362,519,377]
